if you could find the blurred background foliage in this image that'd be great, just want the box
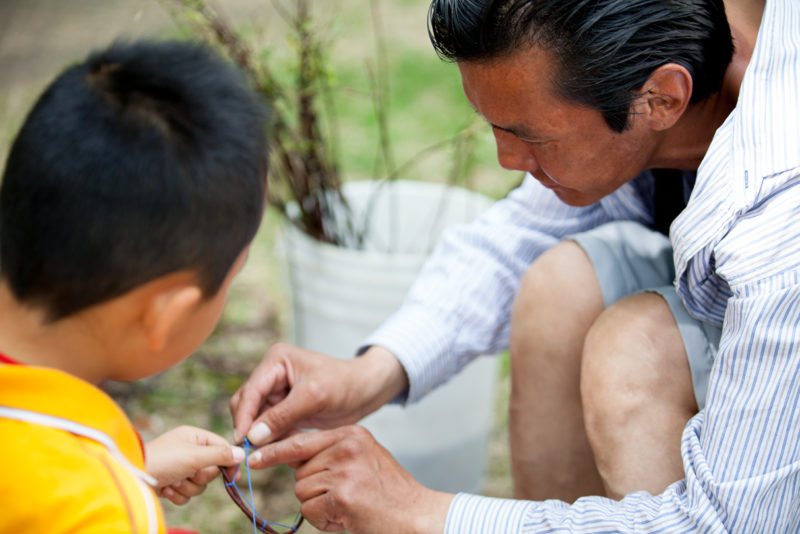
[0,1,518,532]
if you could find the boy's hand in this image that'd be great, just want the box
[145,425,245,505]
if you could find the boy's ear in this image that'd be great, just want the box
[641,62,693,131]
[142,282,203,353]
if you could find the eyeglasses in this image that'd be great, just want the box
[219,439,304,534]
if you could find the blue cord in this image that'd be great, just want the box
[245,441,258,534]
[225,438,301,533]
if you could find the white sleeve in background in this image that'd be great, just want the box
[363,172,655,403]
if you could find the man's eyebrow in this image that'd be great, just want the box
[483,116,545,141]
[467,104,548,141]
[494,122,540,139]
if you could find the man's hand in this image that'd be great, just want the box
[250,425,454,534]
[230,343,408,446]
[145,425,245,505]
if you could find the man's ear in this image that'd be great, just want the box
[142,283,203,353]
[640,63,693,131]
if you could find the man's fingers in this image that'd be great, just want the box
[249,427,355,468]
[245,383,321,446]
[300,494,348,533]
[231,378,272,443]
[231,365,287,443]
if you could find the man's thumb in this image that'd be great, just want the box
[246,420,274,446]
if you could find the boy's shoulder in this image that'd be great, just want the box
[0,365,165,532]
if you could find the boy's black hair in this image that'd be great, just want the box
[428,0,733,132]
[1,39,269,321]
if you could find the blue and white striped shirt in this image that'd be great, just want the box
[365,0,800,531]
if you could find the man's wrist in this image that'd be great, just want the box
[356,345,409,412]
[411,489,453,534]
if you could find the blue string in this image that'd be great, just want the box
[225,438,301,533]
[244,441,258,534]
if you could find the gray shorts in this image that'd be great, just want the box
[570,221,721,410]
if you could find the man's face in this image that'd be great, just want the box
[459,46,655,207]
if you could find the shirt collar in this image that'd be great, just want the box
[0,364,145,467]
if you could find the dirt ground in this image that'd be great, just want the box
[0,0,281,164]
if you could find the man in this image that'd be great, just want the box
[231,0,800,532]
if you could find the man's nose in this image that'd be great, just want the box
[493,127,539,173]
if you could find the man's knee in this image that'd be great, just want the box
[510,241,604,387]
[580,292,696,446]
[580,292,697,496]
[515,240,597,299]
[511,241,603,349]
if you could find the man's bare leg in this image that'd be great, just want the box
[509,241,605,501]
[581,292,697,499]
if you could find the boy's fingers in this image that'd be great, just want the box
[192,427,232,448]
[190,465,224,486]
[190,444,246,471]
[170,479,206,498]
[161,486,189,506]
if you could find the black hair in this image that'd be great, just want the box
[428,0,734,131]
[1,39,269,321]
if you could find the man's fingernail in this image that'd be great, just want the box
[233,429,242,443]
[249,451,262,464]
[231,446,246,463]
[247,422,272,445]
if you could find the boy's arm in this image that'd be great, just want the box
[145,425,245,505]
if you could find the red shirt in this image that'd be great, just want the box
[0,351,198,534]
[0,352,20,365]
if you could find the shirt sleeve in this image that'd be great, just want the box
[442,273,800,533]
[362,173,654,403]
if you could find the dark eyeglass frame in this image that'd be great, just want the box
[219,465,304,534]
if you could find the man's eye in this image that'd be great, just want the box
[521,137,547,146]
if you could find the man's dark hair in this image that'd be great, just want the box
[1,39,269,321]
[428,0,734,131]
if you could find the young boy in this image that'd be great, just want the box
[0,39,269,533]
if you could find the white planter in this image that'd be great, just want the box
[282,180,498,493]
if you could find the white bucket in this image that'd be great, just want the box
[282,180,498,493]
